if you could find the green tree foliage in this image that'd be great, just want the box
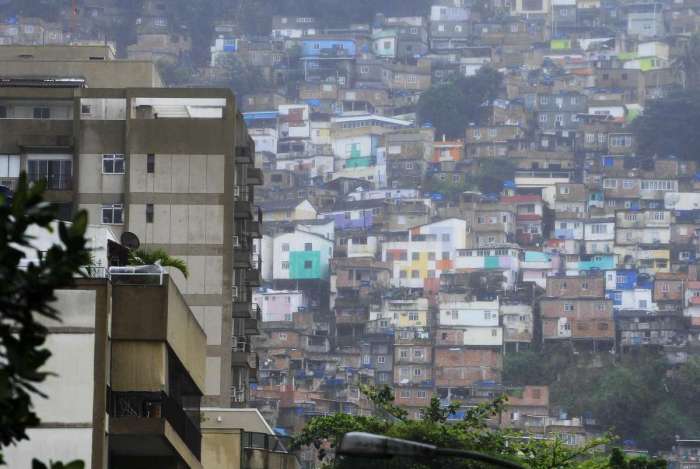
[32,461,84,469]
[673,33,700,90]
[211,54,272,99]
[0,174,90,463]
[476,158,516,194]
[503,350,700,453]
[128,248,189,278]
[417,83,467,139]
[633,89,700,161]
[418,68,504,139]
[291,385,619,469]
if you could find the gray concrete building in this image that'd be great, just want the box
[0,45,262,408]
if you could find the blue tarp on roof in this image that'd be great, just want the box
[243,111,278,122]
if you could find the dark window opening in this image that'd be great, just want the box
[147,153,155,173]
[146,204,154,223]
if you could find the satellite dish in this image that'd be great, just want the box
[120,231,140,250]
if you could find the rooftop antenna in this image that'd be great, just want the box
[71,0,78,39]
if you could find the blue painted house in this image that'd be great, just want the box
[301,39,357,58]
[320,199,385,231]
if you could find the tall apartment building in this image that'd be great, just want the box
[0,45,262,408]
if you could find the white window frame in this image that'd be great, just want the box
[102,153,125,174]
[101,204,124,225]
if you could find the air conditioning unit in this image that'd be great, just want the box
[232,286,240,299]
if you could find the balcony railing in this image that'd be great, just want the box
[246,167,263,185]
[28,173,72,190]
[242,431,288,452]
[233,301,260,319]
[235,200,254,219]
[108,391,201,459]
[247,270,261,287]
[235,145,253,164]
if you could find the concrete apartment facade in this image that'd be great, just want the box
[0,45,262,408]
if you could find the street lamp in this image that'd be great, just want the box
[336,432,524,468]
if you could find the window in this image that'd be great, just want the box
[442,251,450,260]
[33,107,50,119]
[0,106,6,118]
[0,154,20,178]
[282,243,290,252]
[414,348,424,359]
[539,114,548,123]
[489,128,497,137]
[427,270,435,278]
[400,270,407,278]
[441,233,450,242]
[603,179,617,189]
[102,154,125,174]
[491,329,498,336]
[411,270,419,278]
[408,312,419,321]
[399,389,411,399]
[101,204,123,225]
[560,186,570,195]
[304,260,313,269]
[362,355,371,365]
[474,128,481,139]
[539,95,549,105]
[416,390,427,399]
[564,303,574,312]
[405,162,414,170]
[146,204,154,223]
[28,159,73,190]
[639,300,648,309]
[641,180,674,191]
[399,349,409,359]
[304,242,313,251]
[428,252,436,261]
[653,211,665,221]
[147,153,155,173]
[81,104,91,115]
[623,180,634,189]
[591,224,607,234]
[414,368,422,376]
[281,261,289,270]
[412,252,420,260]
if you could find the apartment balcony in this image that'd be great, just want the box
[232,351,258,370]
[234,200,254,219]
[236,145,254,164]
[246,270,261,287]
[242,432,300,469]
[248,220,262,238]
[233,245,253,269]
[335,310,370,324]
[109,391,202,468]
[233,301,261,319]
[246,167,263,186]
[244,318,260,336]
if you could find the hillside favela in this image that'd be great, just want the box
[3,0,700,468]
